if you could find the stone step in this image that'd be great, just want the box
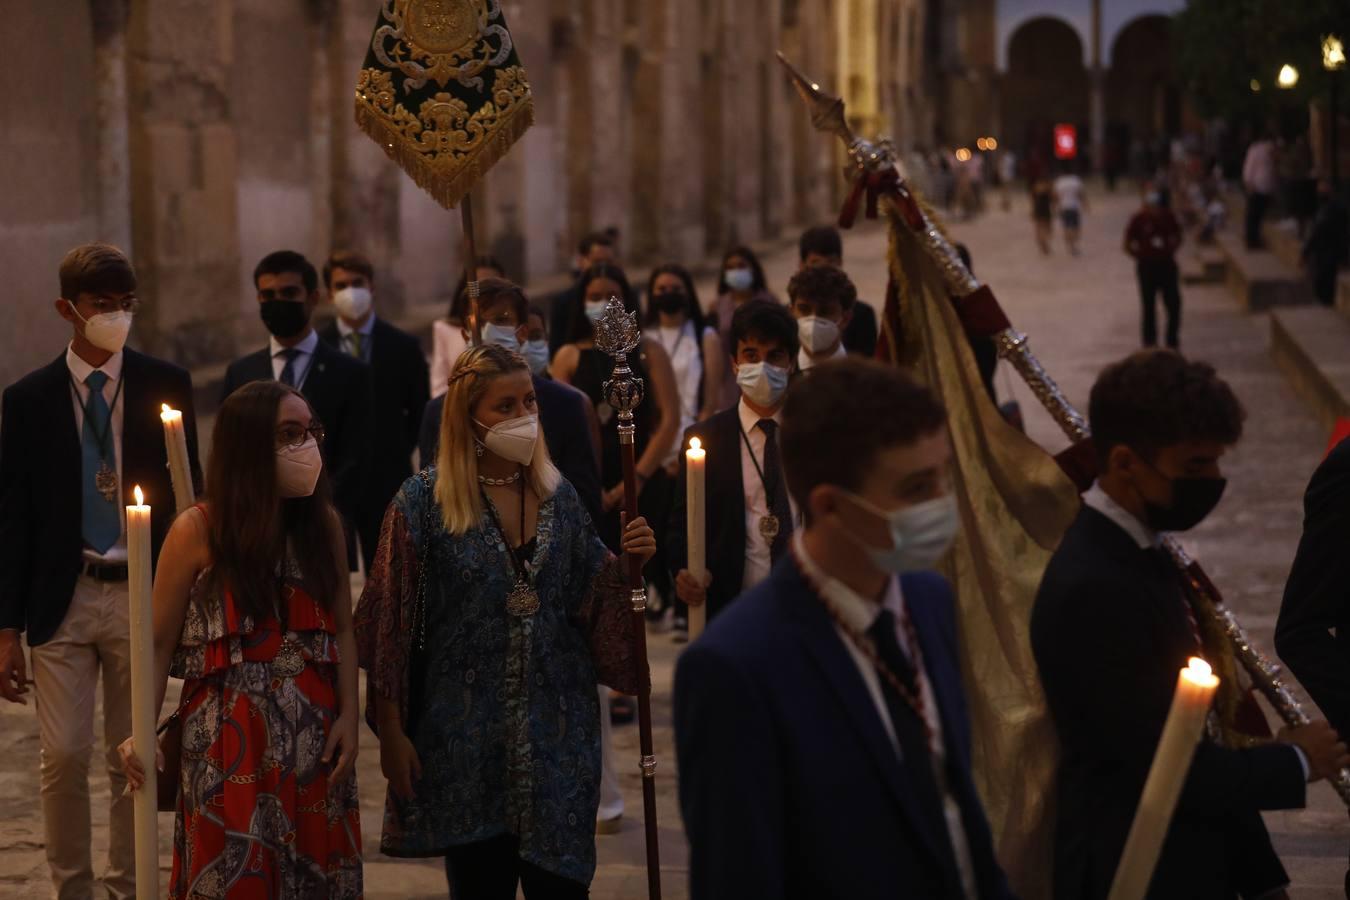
[1263,218,1305,271]
[1270,306,1350,432]
[1217,231,1315,311]
[1180,245,1226,284]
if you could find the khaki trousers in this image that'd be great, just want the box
[30,575,134,900]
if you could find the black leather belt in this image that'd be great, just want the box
[81,560,129,582]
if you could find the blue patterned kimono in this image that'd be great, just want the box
[354,470,643,885]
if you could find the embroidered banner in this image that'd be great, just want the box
[354,0,534,209]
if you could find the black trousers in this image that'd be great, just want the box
[1138,259,1182,349]
[445,834,589,900]
[1313,260,1340,307]
[1246,191,1270,248]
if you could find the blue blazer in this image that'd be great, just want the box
[674,555,1014,900]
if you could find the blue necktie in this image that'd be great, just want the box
[278,348,302,387]
[81,370,120,553]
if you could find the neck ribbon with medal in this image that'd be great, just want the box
[480,467,540,617]
[737,417,785,542]
[70,373,124,504]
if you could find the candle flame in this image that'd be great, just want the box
[133,485,144,506]
[162,403,170,414]
[1183,656,1219,689]
[689,437,702,451]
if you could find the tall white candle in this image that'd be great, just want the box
[127,486,160,899]
[160,405,194,514]
[686,437,707,640]
[1108,657,1220,900]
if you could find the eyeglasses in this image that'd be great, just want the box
[83,296,141,315]
[259,286,306,302]
[275,422,326,449]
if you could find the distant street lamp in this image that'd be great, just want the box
[1326,35,1345,188]
[1278,64,1300,89]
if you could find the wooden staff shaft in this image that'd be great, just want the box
[461,195,481,347]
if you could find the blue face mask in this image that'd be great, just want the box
[840,491,960,573]
[584,300,607,323]
[523,339,550,375]
[482,322,521,354]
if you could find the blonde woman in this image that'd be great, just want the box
[355,343,654,898]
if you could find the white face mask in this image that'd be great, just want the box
[523,339,550,375]
[71,305,133,354]
[584,300,607,322]
[276,437,323,498]
[483,322,521,354]
[724,267,755,293]
[736,360,790,409]
[475,414,539,465]
[840,491,959,573]
[332,285,373,320]
[798,315,841,355]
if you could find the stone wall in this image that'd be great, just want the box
[0,0,930,387]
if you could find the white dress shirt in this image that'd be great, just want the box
[797,342,848,373]
[269,328,319,387]
[336,313,376,362]
[794,533,977,898]
[66,345,127,563]
[738,398,798,590]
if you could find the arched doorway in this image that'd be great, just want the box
[1000,16,1088,169]
[1107,14,1178,176]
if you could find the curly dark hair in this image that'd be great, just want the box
[786,264,857,313]
[730,299,799,360]
[1088,349,1245,466]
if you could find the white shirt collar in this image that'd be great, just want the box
[797,343,848,372]
[1083,481,1158,549]
[793,532,903,635]
[270,328,319,359]
[737,396,783,434]
[66,344,124,386]
[336,314,376,338]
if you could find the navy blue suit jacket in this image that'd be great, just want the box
[674,555,1013,900]
[417,375,602,526]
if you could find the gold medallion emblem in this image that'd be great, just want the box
[759,515,780,540]
[95,463,118,504]
[405,0,479,56]
[506,581,540,618]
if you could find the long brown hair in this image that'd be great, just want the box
[206,381,341,621]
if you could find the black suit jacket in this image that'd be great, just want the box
[221,337,374,523]
[1278,438,1350,741]
[668,406,747,620]
[843,300,878,357]
[318,318,429,513]
[0,350,203,646]
[417,375,602,525]
[675,557,1013,899]
[1032,507,1305,900]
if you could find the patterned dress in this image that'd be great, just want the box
[354,472,644,885]
[168,562,363,899]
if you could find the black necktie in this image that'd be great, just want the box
[1144,546,1202,650]
[278,348,302,387]
[866,609,958,874]
[756,418,793,561]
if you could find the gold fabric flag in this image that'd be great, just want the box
[881,202,1081,900]
[354,1,534,209]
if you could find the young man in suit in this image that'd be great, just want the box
[1033,349,1349,900]
[1277,434,1350,893]
[799,225,878,357]
[669,299,800,623]
[418,278,602,524]
[788,264,856,372]
[546,231,617,359]
[0,243,203,899]
[675,359,1012,899]
[317,251,429,571]
[221,250,374,563]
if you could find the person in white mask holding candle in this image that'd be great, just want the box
[118,379,362,898]
[0,243,202,900]
[356,343,655,897]
[669,300,799,629]
[674,358,1013,899]
[788,264,856,373]
[318,251,429,572]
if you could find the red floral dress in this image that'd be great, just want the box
[168,561,363,899]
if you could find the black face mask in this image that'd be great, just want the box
[1140,468,1228,533]
[653,292,687,315]
[260,299,311,339]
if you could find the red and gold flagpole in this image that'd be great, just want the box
[594,297,662,899]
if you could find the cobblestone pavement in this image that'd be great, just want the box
[2,189,1347,898]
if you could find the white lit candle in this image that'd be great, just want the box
[126,486,159,898]
[1108,656,1220,900]
[160,404,194,514]
[686,437,707,640]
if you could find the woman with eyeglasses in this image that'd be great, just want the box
[118,380,363,898]
[355,343,654,898]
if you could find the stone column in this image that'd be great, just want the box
[306,0,336,262]
[90,0,134,255]
[1089,0,1105,172]
[126,0,243,367]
